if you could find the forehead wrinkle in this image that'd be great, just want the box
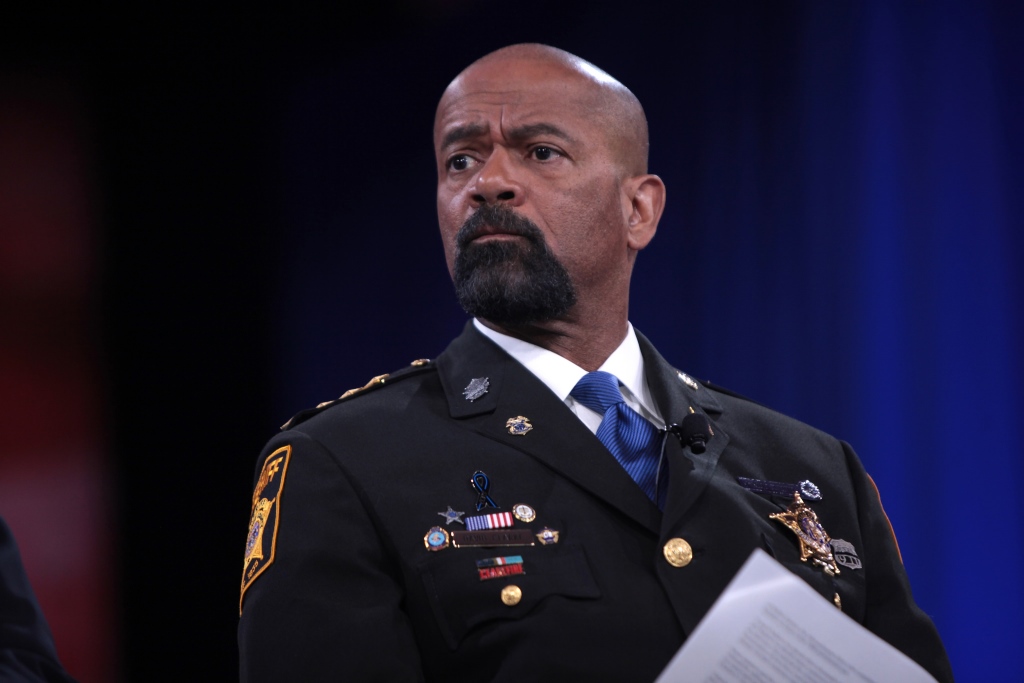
[438,122,489,152]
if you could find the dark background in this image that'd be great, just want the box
[2,1,1021,680]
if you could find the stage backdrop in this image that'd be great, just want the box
[270,2,1021,680]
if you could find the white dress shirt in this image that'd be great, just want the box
[473,318,665,434]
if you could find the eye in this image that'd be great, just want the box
[447,154,475,172]
[530,146,560,161]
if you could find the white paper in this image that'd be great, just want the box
[655,549,937,683]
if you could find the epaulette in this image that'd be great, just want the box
[698,378,766,408]
[281,358,435,430]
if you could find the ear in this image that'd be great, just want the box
[622,174,666,252]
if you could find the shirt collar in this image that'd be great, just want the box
[472,318,659,418]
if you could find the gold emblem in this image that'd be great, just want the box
[769,493,840,576]
[506,416,533,435]
[240,445,292,614]
[424,526,450,551]
[244,497,274,567]
[535,527,559,545]
[501,585,523,606]
[512,503,536,523]
[663,538,693,567]
[410,358,430,366]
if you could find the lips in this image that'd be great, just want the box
[456,207,540,250]
[468,228,526,243]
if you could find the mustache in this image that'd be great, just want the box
[455,205,545,250]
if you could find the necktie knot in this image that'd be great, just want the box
[569,370,625,414]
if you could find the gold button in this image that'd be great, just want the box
[501,585,522,606]
[663,538,693,567]
[833,592,842,610]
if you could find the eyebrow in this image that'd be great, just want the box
[439,123,489,151]
[504,123,578,147]
[438,122,578,151]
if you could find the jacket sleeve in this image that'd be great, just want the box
[0,517,77,683]
[238,430,424,683]
[844,442,954,682]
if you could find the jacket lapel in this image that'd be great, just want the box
[636,331,730,529]
[436,323,662,534]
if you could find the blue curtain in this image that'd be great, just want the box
[274,2,1023,678]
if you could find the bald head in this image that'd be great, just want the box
[436,44,650,175]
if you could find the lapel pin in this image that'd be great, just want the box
[470,470,498,510]
[512,503,536,523]
[424,526,450,551]
[463,377,490,401]
[677,371,699,390]
[535,527,560,545]
[437,505,466,526]
[506,416,533,436]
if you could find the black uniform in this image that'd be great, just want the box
[238,323,952,682]
[0,516,76,683]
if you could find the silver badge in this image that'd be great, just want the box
[437,505,465,526]
[830,539,862,570]
[463,377,490,401]
[677,371,699,390]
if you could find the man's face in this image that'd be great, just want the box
[434,56,633,326]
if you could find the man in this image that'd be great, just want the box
[239,44,953,682]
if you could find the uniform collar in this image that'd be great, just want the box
[472,318,660,421]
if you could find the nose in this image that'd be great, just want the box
[469,148,524,207]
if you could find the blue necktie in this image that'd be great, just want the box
[570,371,663,505]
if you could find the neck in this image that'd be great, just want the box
[479,300,630,372]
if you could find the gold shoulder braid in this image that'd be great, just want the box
[280,359,435,431]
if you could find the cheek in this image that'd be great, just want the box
[436,192,462,272]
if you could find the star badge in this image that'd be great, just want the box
[769,493,840,576]
[437,505,465,526]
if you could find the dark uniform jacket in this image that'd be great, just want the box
[238,323,953,682]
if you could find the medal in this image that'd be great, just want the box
[424,526,450,551]
[512,503,536,523]
[769,493,839,576]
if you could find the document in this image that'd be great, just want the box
[656,549,937,682]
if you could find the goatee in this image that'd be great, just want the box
[452,205,577,326]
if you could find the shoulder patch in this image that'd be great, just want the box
[240,445,291,615]
[281,358,437,430]
[867,474,903,564]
